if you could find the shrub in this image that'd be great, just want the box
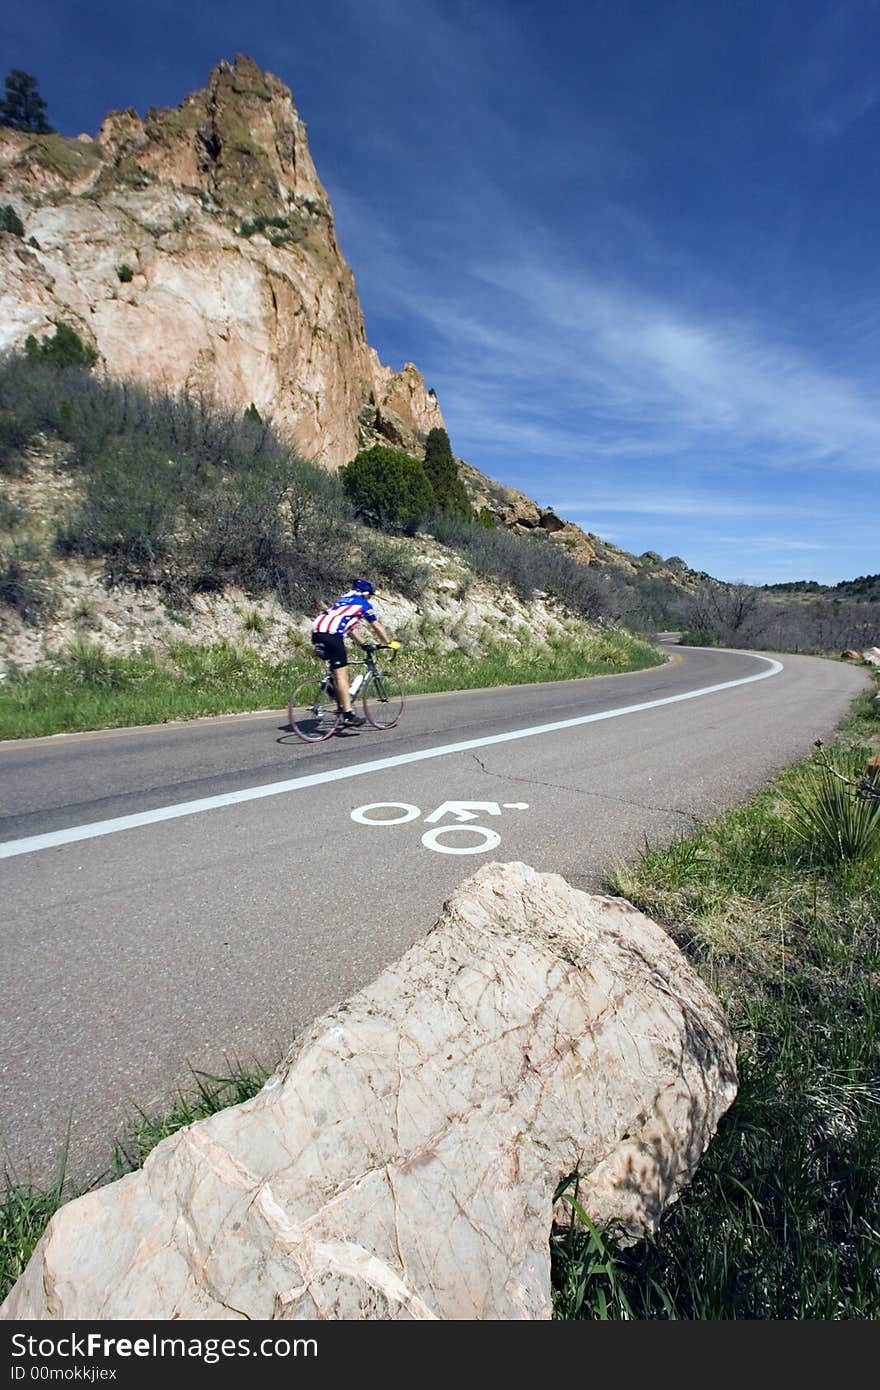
[24,322,98,371]
[0,204,24,237]
[0,409,31,475]
[55,439,180,575]
[71,595,99,626]
[116,263,134,283]
[237,213,288,238]
[0,495,25,531]
[0,539,55,623]
[355,532,429,600]
[340,445,434,535]
[241,607,269,634]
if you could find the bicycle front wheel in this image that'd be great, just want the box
[363,671,404,729]
[288,677,341,742]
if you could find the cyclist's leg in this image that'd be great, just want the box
[313,632,364,725]
[334,663,351,712]
[324,635,362,719]
[313,634,345,700]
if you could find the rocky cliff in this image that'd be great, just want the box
[0,55,443,468]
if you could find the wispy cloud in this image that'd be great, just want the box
[778,0,880,139]
[340,188,880,478]
[713,537,832,552]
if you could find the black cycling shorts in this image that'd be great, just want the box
[311,632,347,669]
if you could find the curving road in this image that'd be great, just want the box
[0,644,870,1184]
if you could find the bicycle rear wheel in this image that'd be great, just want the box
[363,671,404,729]
[288,677,341,742]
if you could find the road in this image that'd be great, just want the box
[0,644,869,1185]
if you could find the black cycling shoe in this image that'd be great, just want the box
[343,711,365,728]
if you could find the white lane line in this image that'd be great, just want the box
[0,653,783,860]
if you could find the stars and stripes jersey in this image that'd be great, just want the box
[311,592,378,637]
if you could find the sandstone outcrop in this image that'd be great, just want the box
[2,862,737,1322]
[0,56,443,469]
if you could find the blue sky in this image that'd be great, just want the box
[4,0,879,584]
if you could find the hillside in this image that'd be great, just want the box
[0,365,665,700]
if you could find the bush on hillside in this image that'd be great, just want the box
[340,445,434,535]
[55,439,180,573]
[0,539,55,623]
[0,204,24,237]
[0,408,32,476]
[24,322,98,371]
[354,532,429,600]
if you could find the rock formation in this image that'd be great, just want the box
[0,56,443,468]
[1,862,737,1322]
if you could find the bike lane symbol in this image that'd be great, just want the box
[350,800,529,854]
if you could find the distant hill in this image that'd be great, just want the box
[762,574,880,601]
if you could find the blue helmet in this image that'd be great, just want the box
[353,578,374,595]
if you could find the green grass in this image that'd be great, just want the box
[0,629,663,740]
[31,133,101,180]
[0,1167,68,1305]
[553,678,880,1319]
[0,1064,268,1305]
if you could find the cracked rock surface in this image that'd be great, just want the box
[1,861,737,1321]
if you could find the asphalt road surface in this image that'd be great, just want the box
[0,644,870,1185]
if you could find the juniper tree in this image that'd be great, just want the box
[340,445,433,535]
[423,426,471,517]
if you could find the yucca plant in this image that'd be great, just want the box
[783,747,880,866]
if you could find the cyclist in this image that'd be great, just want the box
[311,579,398,728]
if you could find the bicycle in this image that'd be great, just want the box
[288,643,405,743]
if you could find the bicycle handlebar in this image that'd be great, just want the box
[360,643,400,661]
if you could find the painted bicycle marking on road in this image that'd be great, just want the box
[350,799,529,854]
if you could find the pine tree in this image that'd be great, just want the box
[422,427,471,517]
[0,70,54,134]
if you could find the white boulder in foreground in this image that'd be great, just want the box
[2,862,737,1321]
